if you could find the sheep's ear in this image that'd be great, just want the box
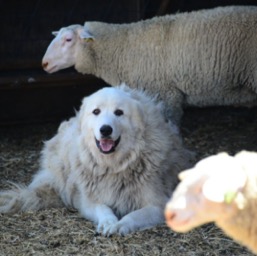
[178,170,192,181]
[80,28,95,43]
[202,178,227,203]
[52,31,59,37]
[202,170,247,203]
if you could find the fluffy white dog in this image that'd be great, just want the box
[0,84,193,235]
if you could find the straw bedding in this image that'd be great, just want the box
[1,106,256,256]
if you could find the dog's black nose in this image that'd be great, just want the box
[100,125,113,137]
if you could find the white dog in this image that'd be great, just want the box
[0,84,193,235]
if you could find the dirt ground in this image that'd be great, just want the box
[0,106,257,256]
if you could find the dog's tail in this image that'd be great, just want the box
[0,182,63,214]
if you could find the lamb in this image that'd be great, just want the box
[42,6,257,124]
[165,151,257,254]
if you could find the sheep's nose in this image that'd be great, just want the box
[100,125,113,137]
[42,62,48,69]
[165,209,176,222]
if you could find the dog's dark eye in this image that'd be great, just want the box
[114,109,124,116]
[93,108,100,115]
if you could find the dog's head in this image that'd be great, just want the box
[79,86,145,163]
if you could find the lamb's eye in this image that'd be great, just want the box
[114,109,124,116]
[93,108,100,115]
[66,38,72,42]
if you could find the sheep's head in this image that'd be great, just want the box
[165,153,247,233]
[42,24,85,73]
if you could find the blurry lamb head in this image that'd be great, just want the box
[165,153,247,233]
[42,24,83,73]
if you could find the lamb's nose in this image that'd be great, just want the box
[100,125,113,137]
[42,62,48,69]
[165,209,176,222]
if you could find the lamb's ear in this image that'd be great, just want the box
[52,31,59,37]
[202,177,227,203]
[178,169,193,181]
[79,27,95,43]
[202,170,247,203]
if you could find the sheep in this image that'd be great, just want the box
[165,151,257,254]
[42,6,257,125]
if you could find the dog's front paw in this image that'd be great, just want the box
[97,216,119,236]
[108,222,133,236]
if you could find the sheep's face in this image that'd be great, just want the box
[165,172,226,233]
[42,25,83,73]
[165,153,247,233]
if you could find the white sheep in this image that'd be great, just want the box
[165,151,257,254]
[42,6,257,124]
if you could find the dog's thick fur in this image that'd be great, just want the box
[0,85,193,235]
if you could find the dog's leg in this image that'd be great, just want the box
[77,193,118,235]
[106,205,164,235]
[0,170,63,213]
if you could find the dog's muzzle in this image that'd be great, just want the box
[95,136,121,154]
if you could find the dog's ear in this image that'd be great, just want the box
[78,97,88,132]
[122,88,147,129]
[130,99,146,130]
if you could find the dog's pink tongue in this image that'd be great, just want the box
[100,139,114,152]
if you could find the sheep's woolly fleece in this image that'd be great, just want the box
[43,6,257,124]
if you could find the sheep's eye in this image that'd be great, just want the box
[114,109,124,116]
[66,38,72,42]
[93,108,100,115]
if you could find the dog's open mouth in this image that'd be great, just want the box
[95,137,121,154]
